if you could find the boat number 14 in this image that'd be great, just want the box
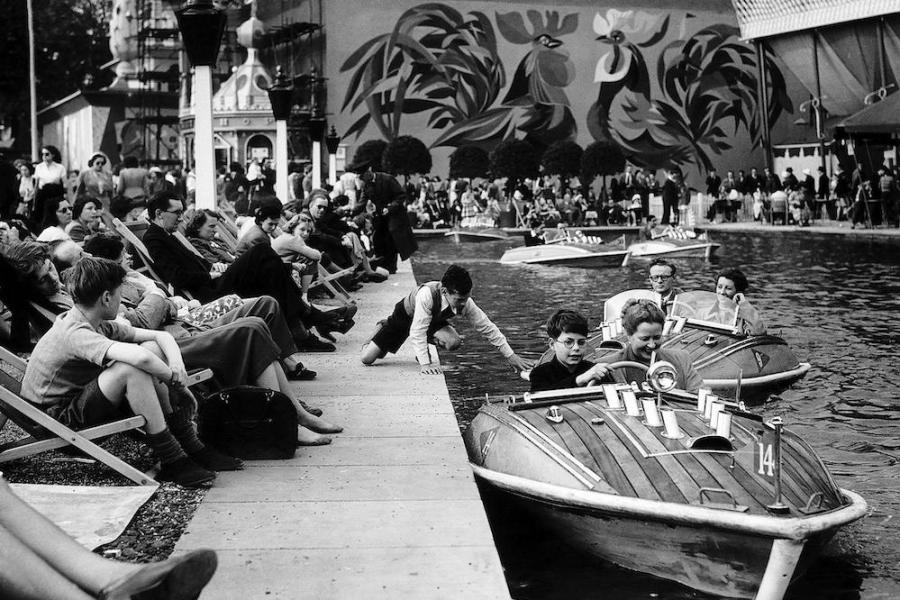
[755,428,777,480]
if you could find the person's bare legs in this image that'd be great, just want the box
[255,363,342,441]
[97,362,167,434]
[0,477,134,599]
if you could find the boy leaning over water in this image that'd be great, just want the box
[21,257,229,488]
[529,309,612,392]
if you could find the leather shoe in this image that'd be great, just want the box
[286,362,317,380]
[156,457,216,488]
[190,447,243,471]
[98,549,218,600]
[297,335,336,352]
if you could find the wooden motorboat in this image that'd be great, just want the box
[499,242,630,268]
[443,227,508,242]
[628,229,719,259]
[577,290,809,403]
[465,363,866,599]
[444,215,508,242]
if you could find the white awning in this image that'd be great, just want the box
[731,0,900,40]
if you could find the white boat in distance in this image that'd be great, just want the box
[500,242,630,268]
[628,227,720,259]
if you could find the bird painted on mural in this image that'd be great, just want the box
[587,9,762,172]
[432,10,578,149]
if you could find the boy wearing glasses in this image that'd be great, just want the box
[529,309,610,392]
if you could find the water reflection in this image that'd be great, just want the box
[412,231,900,599]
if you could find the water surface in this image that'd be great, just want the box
[412,231,900,600]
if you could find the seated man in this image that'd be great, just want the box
[523,218,546,247]
[20,257,231,487]
[714,267,766,335]
[529,309,609,392]
[308,191,385,281]
[140,190,341,350]
[647,258,683,314]
[361,264,533,374]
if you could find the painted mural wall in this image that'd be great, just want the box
[325,1,793,185]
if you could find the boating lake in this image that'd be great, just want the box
[411,231,899,600]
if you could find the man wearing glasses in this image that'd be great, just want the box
[648,258,683,314]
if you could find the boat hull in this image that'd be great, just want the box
[500,243,629,268]
[475,467,856,599]
[628,240,720,259]
[444,228,507,242]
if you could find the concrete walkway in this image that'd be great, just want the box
[175,261,511,599]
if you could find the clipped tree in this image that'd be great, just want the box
[448,145,489,180]
[489,139,539,191]
[381,135,432,179]
[541,140,583,187]
[349,139,388,171]
[581,140,625,199]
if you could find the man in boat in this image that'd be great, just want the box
[523,218,546,247]
[529,309,609,392]
[360,264,533,375]
[648,258,683,314]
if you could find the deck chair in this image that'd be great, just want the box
[111,218,190,299]
[309,264,356,306]
[173,231,206,260]
[0,346,156,486]
[769,192,788,225]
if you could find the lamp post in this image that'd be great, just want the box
[175,0,226,210]
[308,117,326,189]
[267,66,293,203]
[324,126,341,187]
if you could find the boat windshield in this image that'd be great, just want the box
[670,291,738,328]
[603,289,661,322]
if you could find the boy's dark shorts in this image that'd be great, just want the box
[371,301,449,355]
[45,377,127,430]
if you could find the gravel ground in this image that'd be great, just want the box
[1,422,205,563]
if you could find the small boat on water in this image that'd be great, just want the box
[628,227,720,259]
[500,233,630,268]
[564,290,809,403]
[465,363,866,599]
[444,215,508,242]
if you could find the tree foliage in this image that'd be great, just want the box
[0,0,113,154]
[541,140,583,179]
[349,139,388,172]
[489,139,539,187]
[448,145,489,179]
[381,135,432,177]
[581,140,625,187]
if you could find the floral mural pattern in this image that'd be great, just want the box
[339,3,791,172]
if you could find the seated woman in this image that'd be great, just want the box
[184,209,235,265]
[272,214,322,302]
[34,186,72,243]
[65,195,104,243]
[714,268,766,335]
[596,299,703,393]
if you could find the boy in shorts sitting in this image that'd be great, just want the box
[529,309,611,392]
[360,264,532,375]
[21,257,236,487]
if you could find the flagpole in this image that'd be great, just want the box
[27,0,38,161]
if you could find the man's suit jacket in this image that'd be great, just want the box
[142,222,217,301]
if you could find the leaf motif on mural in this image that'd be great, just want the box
[339,4,578,149]
[588,10,791,172]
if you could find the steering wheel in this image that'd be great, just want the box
[585,360,648,386]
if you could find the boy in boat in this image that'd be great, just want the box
[529,309,612,392]
[360,264,533,375]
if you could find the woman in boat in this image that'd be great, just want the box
[714,268,767,335]
[598,298,703,393]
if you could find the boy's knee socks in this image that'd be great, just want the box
[148,429,189,464]
[166,407,205,454]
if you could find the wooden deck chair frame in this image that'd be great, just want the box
[0,347,156,486]
[112,218,193,300]
[173,231,206,259]
[310,264,356,305]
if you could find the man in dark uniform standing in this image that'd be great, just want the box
[347,159,417,274]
